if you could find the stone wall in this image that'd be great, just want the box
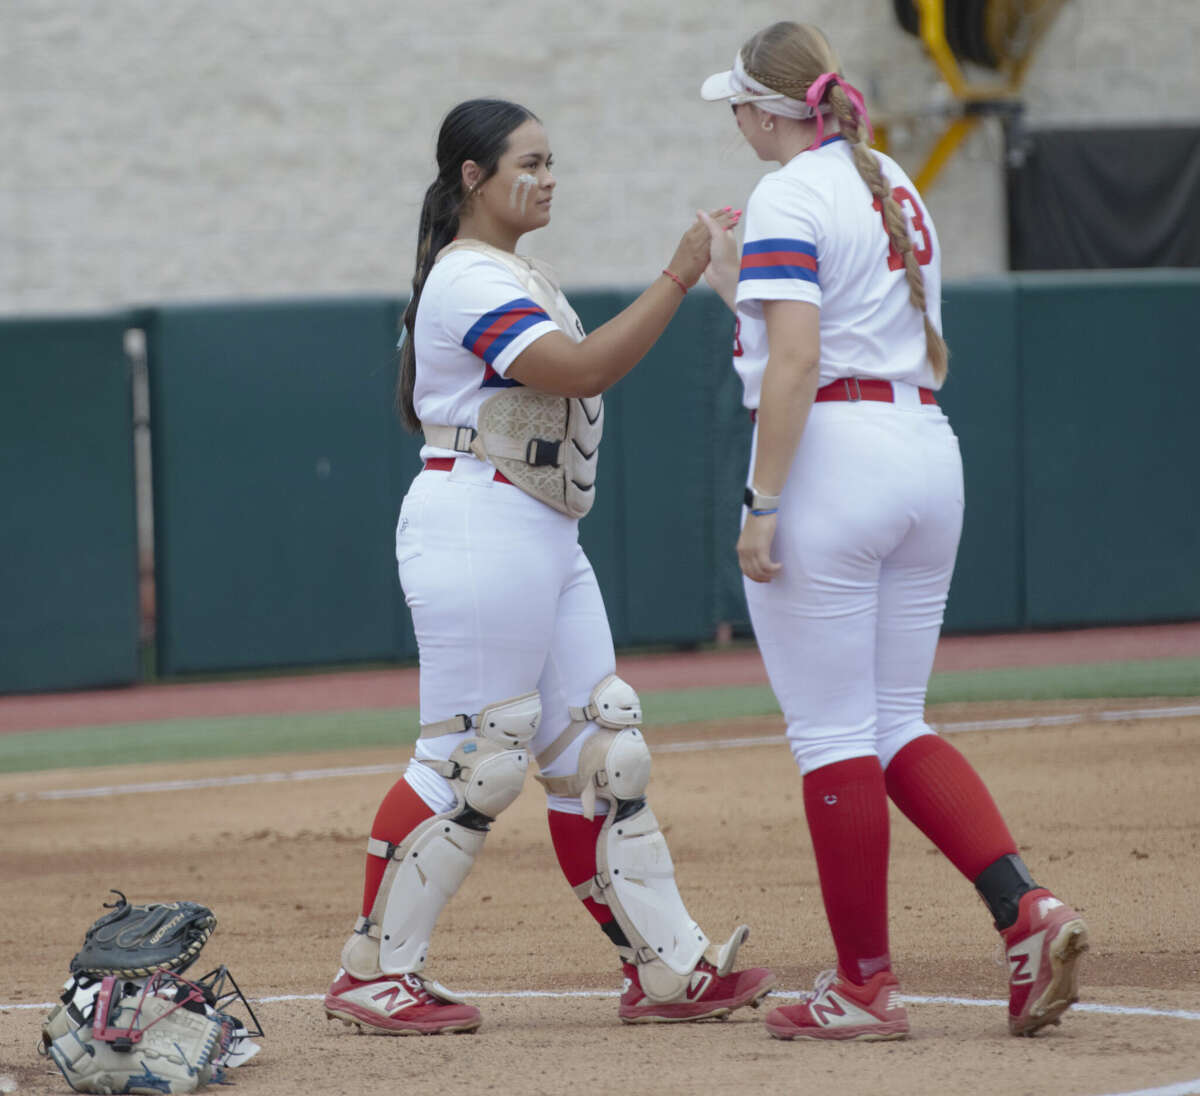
[2,0,1197,313]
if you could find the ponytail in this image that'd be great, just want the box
[394,98,539,432]
[396,177,463,431]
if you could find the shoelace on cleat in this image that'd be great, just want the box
[399,975,440,1005]
[805,969,839,1002]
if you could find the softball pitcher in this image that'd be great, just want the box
[323,98,773,1035]
[698,23,1088,1041]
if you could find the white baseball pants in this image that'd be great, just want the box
[394,456,613,815]
[745,382,965,775]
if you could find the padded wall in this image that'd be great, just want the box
[1018,270,1200,626]
[145,298,416,674]
[0,314,140,692]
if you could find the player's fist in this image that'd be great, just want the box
[737,511,782,583]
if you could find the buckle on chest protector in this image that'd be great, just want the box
[453,426,478,453]
[525,438,561,467]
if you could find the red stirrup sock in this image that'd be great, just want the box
[360,777,436,917]
[547,808,629,945]
[884,734,1018,881]
[803,756,892,985]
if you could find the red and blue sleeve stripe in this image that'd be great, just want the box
[739,238,819,284]
[462,298,552,370]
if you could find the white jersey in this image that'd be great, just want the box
[733,135,943,409]
[412,249,568,459]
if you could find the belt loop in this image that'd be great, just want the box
[844,378,861,402]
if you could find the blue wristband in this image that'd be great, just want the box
[749,508,779,517]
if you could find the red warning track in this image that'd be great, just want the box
[2,621,1198,734]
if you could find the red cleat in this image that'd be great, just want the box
[765,969,909,1042]
[323,969,481,1035]
[1001,888,1089,1036]
[618,959,775,1023]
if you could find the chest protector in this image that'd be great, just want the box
[422,240,604,519]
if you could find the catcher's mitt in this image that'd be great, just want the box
[70,891,216,979]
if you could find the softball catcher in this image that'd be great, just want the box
[323,98,774,1036]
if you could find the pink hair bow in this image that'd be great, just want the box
[805,72,873,151]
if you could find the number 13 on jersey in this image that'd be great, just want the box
[873,186,933,270]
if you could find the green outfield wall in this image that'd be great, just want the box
[141,298,416,675]
[938,280,1024,632]
[0,314,142,692]
[2,271,1197,689]
[1016,271,1200,626]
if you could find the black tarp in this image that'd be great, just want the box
[1007,125,1200,270]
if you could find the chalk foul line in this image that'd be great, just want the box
[3,989,1199,1022]
[7,702,1199,803]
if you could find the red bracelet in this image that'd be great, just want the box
[661,269,688,295]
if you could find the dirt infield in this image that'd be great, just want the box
[3,704,1200,1096]
[3,627,1200,1095]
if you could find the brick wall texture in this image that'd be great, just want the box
[3,0,1198,313]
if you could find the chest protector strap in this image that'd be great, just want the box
[421,240,604,519]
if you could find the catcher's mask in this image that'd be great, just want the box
[192,965,264,1039]
[91,966,264,1050]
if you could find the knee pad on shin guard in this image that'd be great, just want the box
[538,678,749,1003]
[342,691,540,979]
[535,674,645,810]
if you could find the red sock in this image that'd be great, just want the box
[803,757,891,985]
[360,778,435,917]
[884,734,1017,881]
[547,809,619,930]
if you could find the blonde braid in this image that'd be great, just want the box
[828,86,949,382]
[740,61,809,96]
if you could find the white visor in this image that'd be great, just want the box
[700,68,740,101]
[699,52,824,120]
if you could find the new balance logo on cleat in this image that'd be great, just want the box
[1006,930,1046,984]
[810,995,848,1026]
[369,975,421,1013]
[684,970,714,1001]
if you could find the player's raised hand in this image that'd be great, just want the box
[666,207,739,288]
[697,208,741,306]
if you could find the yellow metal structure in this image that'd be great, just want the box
[881,0,1069,190]
[912,115,984,192]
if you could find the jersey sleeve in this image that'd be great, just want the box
[736,174,824,309]
[438,258,560,381]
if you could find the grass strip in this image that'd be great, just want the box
[0,709,419,775]
[927,656,1200,704]
[2,657,1197,775]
